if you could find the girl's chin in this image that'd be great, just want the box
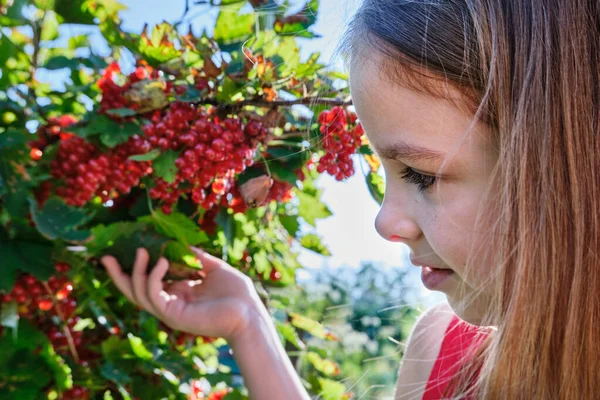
[445,291,494,327]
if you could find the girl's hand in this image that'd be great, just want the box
[100,247,264,342]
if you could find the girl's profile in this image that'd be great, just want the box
[101,0,600,398]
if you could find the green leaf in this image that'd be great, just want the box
[306,352,340,376]
[103,227,170,271]
[128,149,161,161]
[366,171,385,205]
[42,55,79,70]
[163,241,201,268]
[101,336,132,360]
[0,129,30,149]
[279,214,299,237]
[68,34,90,50]
[32,0,56,10]
[54,0,95,24]
[358,144,373,155]
[300,233,331,256]
[30,197,92,241]
[153,150,179,184]
[5,318,49,350]
[296,190,332,227]
[141,210,208,246]
[270,163,299,186]
[289,313,337,341]
[0,239,54,290]
[100,362,132,398]
[127,334,154,361]
[138,23,181,66]
[71,114,142,147]
[276,321,304,349]
[274,0,319,38]
[40,11,60,41]
[0,0,28,26]
[86,221,147,254]
[106,108,137,117]
[100,121,143,148]
[40,344,73,391]
[318,378,348,400]
[214,3,256,45]
[253,249,269,274]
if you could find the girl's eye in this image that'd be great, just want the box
[399,167,437,192]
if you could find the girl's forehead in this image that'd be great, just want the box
[350,52,495,163]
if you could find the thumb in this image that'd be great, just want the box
[189,246,223,273]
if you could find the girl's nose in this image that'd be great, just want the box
[374,196,422,244]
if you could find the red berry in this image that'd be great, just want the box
[38,299,53,311]
[15,294,28,304]
[212,179,227,195]
[270,270,282,282]
[30,148,43,160]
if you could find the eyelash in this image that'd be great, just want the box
[399,167,437,192]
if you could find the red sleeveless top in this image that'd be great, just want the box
[422,314,488,399]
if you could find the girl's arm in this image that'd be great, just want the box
[229,306,310,399]
[101,247,310,400]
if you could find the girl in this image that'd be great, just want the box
[101,0,600,398]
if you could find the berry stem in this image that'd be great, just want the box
[41,282,80,364]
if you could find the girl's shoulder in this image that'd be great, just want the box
[394,302,456,400]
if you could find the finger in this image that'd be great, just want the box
[131,248,159,316]
[147,257,170,316]
[101,255,138,305]
[189,246,223,273]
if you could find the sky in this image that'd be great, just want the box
[55,0,445,306]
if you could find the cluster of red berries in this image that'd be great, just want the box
[0,262,73,317]
[316,106,364,181]
[0,264,92,362]
[60,386,90,400]
[29,115,78,161]
[51,135,152,206]
[144,101,274,213]
[189,381,231,400]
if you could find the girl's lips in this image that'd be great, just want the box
[420,266,454,290]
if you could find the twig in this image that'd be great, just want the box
[41,282,80,364]
[175,0,209,26]
[208,96,352,109]
[28,17,47,121]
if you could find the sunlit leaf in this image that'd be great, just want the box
[214,3,255,45]
[296,189,332,227]
[141,210,209,246]
[366,171,385,205]
[299,233,331,256]
[306,352,341,376]
[289,313,338,341]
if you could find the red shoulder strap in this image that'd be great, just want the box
[422,314,486,399]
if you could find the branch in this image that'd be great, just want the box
[30,17,42,80]
[42,282,80,364]
[201,96,352,111]
[175,0,209,26]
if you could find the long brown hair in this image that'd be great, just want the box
[340,0,600,398]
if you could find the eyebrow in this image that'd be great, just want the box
[372,141,447,164]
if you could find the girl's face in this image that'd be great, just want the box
[349,49,498,324]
